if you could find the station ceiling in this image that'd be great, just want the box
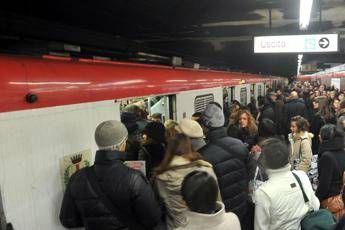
[1,0,345,76]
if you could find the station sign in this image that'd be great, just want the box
[254,34,338,53]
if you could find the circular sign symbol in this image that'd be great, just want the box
[319,38,330,49]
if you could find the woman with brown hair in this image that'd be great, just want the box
[310,96,336,154]
[228,109,258,151]
[288,115,313,173]
[153,134,218,230]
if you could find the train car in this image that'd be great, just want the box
[298,64,345,90]
[0,54,284,229]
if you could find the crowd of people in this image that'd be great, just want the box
[59,81,345,230]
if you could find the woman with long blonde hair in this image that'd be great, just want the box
[228,109,258,151]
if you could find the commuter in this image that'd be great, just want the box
[154,134,218,230]
[124,104,150,132]
[288,116,313,173]
[258,92,276,123]
[198,103,255,230]
[316,124,345,220]
[176,171,241,230]
[247,97,258,120]
[60,120,161,230]
[138,122,166,177]
[337,115,345,133]
[151,113,163,123]
[282,91,307,136]
[339,92,345,102]
[191,112,202,122]
[228,101,241,125]
[175,118,206,151]
[121,111,142,160]
[333,98,341,114]
[310,96,336,154]
[164,119,179,140]
[228,109,258,151]
[254,138,320,230]
[337,100,345,118]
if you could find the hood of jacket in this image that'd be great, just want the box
[319,136,345,154]
[156,156,213,182]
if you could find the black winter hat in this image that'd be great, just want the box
[143,122,166,143]
[121,112,138,134]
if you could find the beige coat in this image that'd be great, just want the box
[288,131,313,173]
[155,156,218,230]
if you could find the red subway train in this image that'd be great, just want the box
[0,54,286,229]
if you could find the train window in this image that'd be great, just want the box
[240,87,247,105]
[258,85,262,96]
[194,94,214,112]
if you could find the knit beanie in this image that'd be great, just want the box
[202,103,225,128]
[95,120,128,150]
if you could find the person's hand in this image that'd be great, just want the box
[250,145,261,154]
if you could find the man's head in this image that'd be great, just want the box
[290,91,299,100]
[150,113,162,123]
[259,138,289,170]
[95,120,128,151]
[201,103,225,129]
[267,92,277,102]
[181,171,218,214]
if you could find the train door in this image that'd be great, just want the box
[255,83,265,99]
[175,87,223,122]
[234,84,250,106]
[148,96,170,123]
[250,84,255,98]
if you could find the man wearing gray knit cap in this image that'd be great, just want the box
[60,120,161,230]
[198,103,255,230]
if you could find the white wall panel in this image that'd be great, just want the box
[0,100,120,230]
[176,87,223,122]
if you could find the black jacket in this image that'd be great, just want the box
[260,103,275,123]
[316,136,345,201]
[59,150,161,230]
[199,127,255,220]
[138,143,166,178]
[310,114,325,155]
[227,125,258,151]
[282,99,307,135]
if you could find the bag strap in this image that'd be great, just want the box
[85,166,131,227]
[298,138,308,160]
[292,172,309,203]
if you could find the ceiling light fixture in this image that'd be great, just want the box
[299,0,313,30]
[297,54,303,75]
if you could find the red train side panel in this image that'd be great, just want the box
[0,55,272,113]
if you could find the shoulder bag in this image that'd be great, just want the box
[292,172,336,230]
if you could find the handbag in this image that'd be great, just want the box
[321,172,345,220]
[292,172,336,230]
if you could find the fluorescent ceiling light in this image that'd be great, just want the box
[297,54,303,75]
[299,0,313,30]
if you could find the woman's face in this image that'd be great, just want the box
[290,121,298,134]
[313,101,319,109]
[333,99,340,110]
[339,94,344,101]
[239,113,249,128]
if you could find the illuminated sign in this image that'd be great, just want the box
[254,34,338,53]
